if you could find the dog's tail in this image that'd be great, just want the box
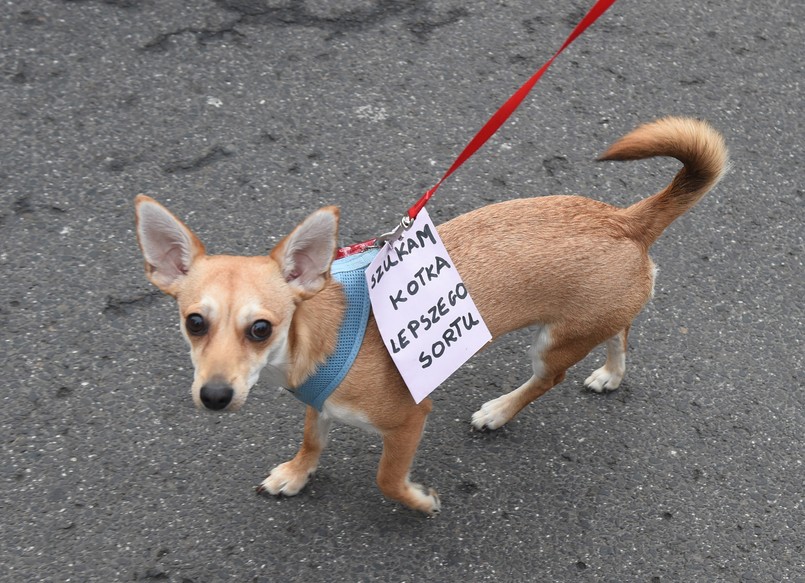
[600,117,729,247]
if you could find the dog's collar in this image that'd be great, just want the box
[290,248,379,411]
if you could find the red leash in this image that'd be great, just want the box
[337,0,618,258]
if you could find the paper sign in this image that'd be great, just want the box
[366,208,492,403]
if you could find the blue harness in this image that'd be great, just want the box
[292,248,379,411]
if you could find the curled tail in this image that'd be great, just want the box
[600,117,729,247]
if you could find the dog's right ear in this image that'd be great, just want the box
[134,194,206,295]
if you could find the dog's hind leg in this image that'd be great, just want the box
[376,400,441,515]
[471,325,599,431]
[471,373,562,431]
[258,406,331,496]
[584,326,629,393]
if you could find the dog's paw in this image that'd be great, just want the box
[471,395,514,431]
[422,487,441,516]
[256,461,312,497]
[410,482,442,516]
[584,366,623,393]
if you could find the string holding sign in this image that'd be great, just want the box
[336,0,618,258]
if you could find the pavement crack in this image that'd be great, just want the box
[407,6,469,41]
[64,0,146,8]
[14,194,36,215]
[104,290,162,317]
[542,155,569,177]
[141,23,245,51]
[142,1,469,50]
[213,0,407,32]
[162,145,235,174]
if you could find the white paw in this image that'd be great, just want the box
[257,461,312,496]
[471,395,514,431]
[421,487,441,516]
[409,482,442,516]
[584,367,623,393]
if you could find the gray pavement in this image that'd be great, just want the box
[1,1,803,581]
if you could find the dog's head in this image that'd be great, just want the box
[134,195,339,411]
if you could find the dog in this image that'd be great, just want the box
[134,117,728,515]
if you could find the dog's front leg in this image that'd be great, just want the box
[376,401,441,515]
[257,406,331,497]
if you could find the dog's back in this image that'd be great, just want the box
[440,116,728,341]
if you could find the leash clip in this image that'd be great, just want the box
[335,214,416,259]
[373,214,414,247]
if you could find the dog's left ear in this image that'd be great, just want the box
[134,194,206,296]
[271,206,339,299]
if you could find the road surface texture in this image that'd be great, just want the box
[1,0,802,581]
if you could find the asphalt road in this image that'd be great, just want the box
[1,1,802,581]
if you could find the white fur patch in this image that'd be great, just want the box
[197,295,220,320]
[259,330,291,388]
[528,324,552,379]
[236,300,263,331]
[584,367,624,392]
[584,331,627,393]
[322,401,379,434]
[260,461,312,496]
[471,392,520,431]
[402,478,441,515]
[649,260,659,299]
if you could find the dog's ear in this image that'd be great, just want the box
[134,194,206,295]
[271,206,339,299]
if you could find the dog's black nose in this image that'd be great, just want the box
[200,382,234,411]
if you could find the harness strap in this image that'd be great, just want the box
[291,249,379,410]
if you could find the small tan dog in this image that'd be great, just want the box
[135,117,727,515]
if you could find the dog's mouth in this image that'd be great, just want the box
[191,357,274,412]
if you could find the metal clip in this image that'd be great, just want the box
[373,215,414,247]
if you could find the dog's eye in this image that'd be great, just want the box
[185,313,208,336]
[247,319,272,342]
